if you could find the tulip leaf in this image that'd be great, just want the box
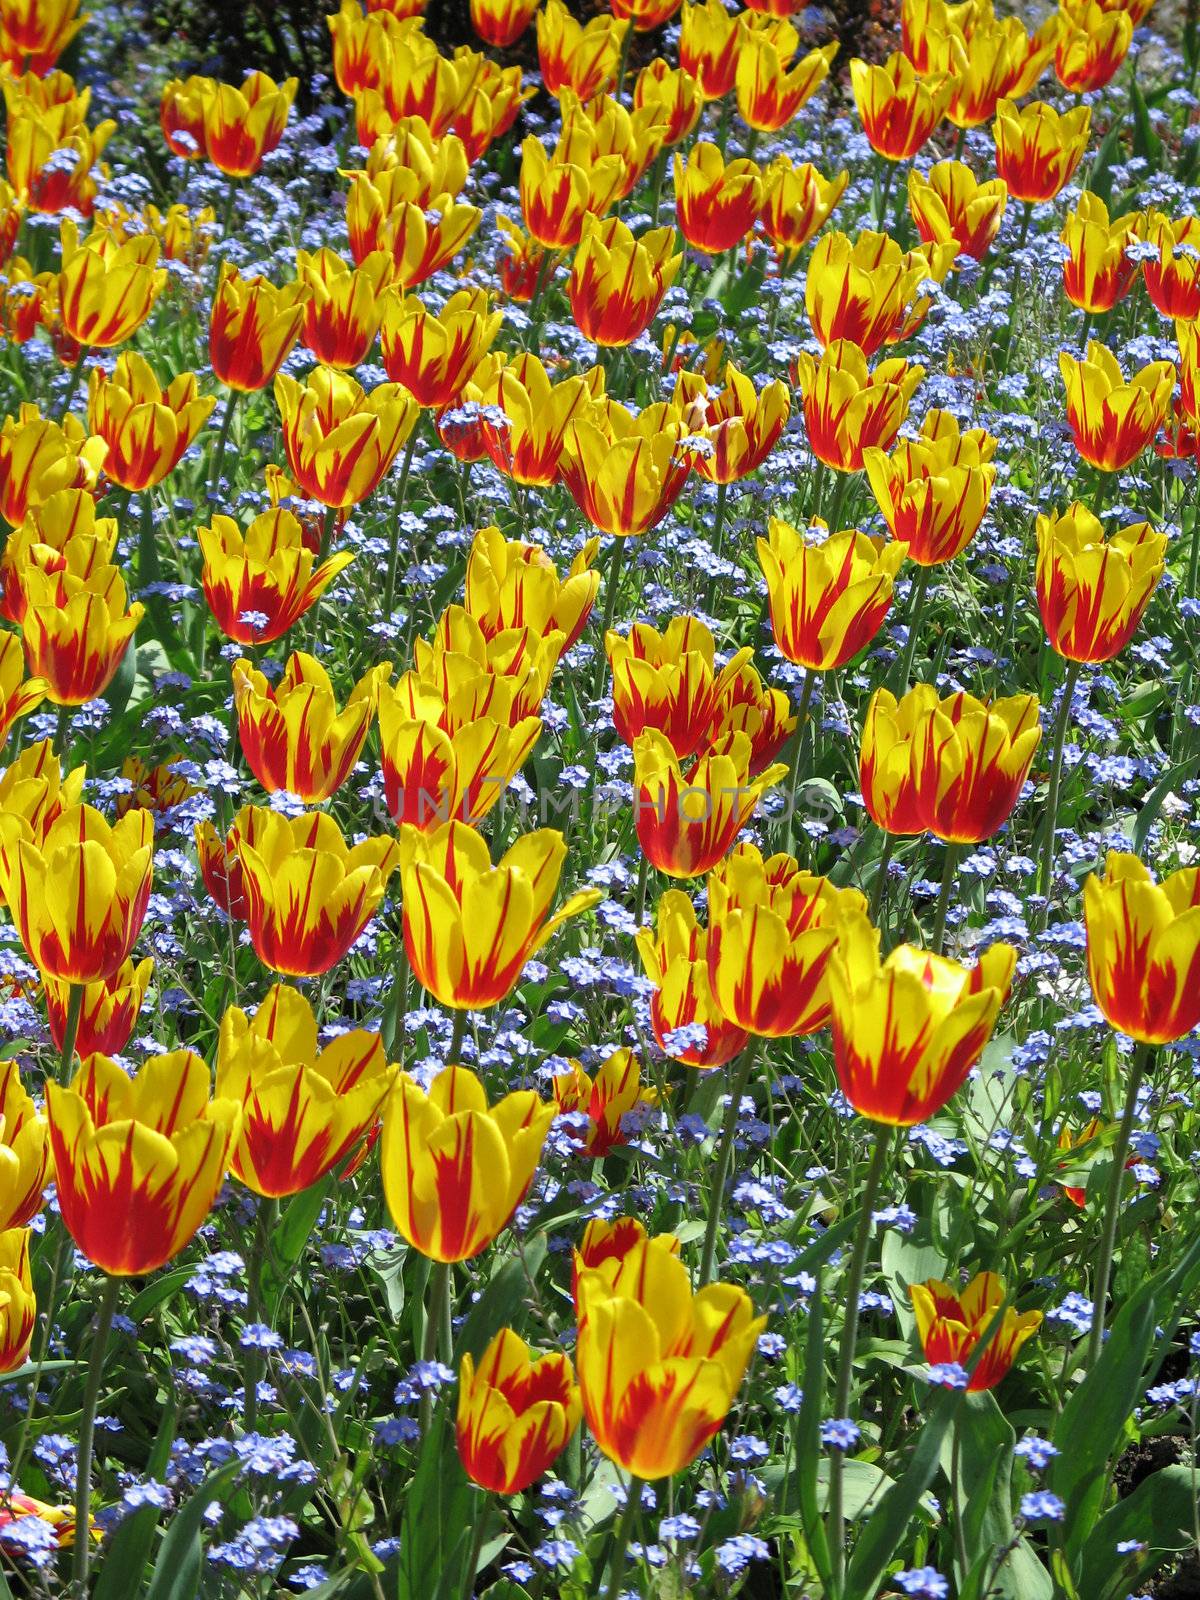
[792,1272,833,1590]
[265,1176,335,1314]
[395,1408,475,1600]
[457,1236,548,1363]
[1130,79,1163,162]
[95,1401,178,1600]
[1080,1465,1198,1600]
[142,1459,239,1600]
[1131,755,1200,856]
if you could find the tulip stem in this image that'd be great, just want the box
[867,830,895,924]
[448,1008,467,1064]
[57,348,87,422]
[697,1037,760,1287]
[784,667,818,855]
[52,704,72,761]
[893,564,931,692]
[382,428,420,625]
[419,1259,453,1435]
[828,1122,894,1592]
[1037,658,1081,917]
[1087,1043,1150,1369]
[58,983,84,1082]
[702,481,729,614]
[386,939,410,1059]
[874,159,897,231]
[603,1479,642,1600]
[594,538,626,696]
[243,1198,277,1432]
[208,388,238,503]
[73,1274,119,1596]
[930,842,959,955]
[318,504,337,563]
[633,851,651,926]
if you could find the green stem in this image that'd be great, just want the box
[419,1259,453,1435]
[893,565,932,692]
[448,1008,467,1063]
[633,851,650,926]
[875,159,897,230]
[603,1479,641,1600]
[57,348,87,422]
[382,428,420,622]
[951,1418,969,1582]
[58,983,84,1083]
[697,1037,760,1286]
[594,538,627,696]
[385,938,410,1059]
[784,667,818,854]
[208,388,238,503]
[702,481,730,613]
[867,830,896,924]
[828,1124,893,1591]
[1086,1043,1150,1368]
[1037,658,1081,913]
[318,503,337,563]
[243,1199,276,1431]
[52,703,72,762]
[930,842,960,956]
[73,1274,119,1595]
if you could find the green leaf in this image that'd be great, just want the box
[95,1403,178,1599]
[792,1275,833,1589]
[953,1394,1052,1600]
[265,1178,334,1312]
[142,1460,239,1600]
[1132,756,1200,856]
[1084,121,1124,206]
[127,1269,193,1323]
[1130,79,1162,161]
[456,1238,547,1363]
[395,1410,476,1600]
[1081,1466,1198,1600]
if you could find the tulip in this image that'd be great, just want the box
[160,74,209,159]
[202,72,297,177]
[831,916,1015,1124]
[1059,343,1174,473]
[217,984,394,1197]
[378,687,540,829]
[676,364,789,483]
[1140,211,1200,322]
[736,35,836,133]
[400,820,600,1007]
[806,230,931,358]
[0,1064,49,1231]
[537,0,625,100]
[464,524,599,648]
[470,0,537,45]
[900,0,977,69]
[707,843,866,1036]
[1055,1,1131,92]
[21,559,142,707]
[379,287,502,408]
[275,365,418,510]
[414,607,562,722]
[795,340,924,473]
[145,201,215,266]
[57,221,163,350]
[1056,1117,1106,1207]
[7,103,113,218]
[934,12,1060,127]
[0,1230,34,1372]
[575,1236,765,1478]
[1083,852,1200,1044]
[678,0,744,98]
[519,132,622,251]
[237,808,399,978]
[233,653,389,804]
[199,507,354,644]
[573,1220,681,1311]
[612,0,679,28]
[44,957,152,1061]
[0,0,84,65]
[634,59,703,148]
[633,729,787,878]
[858,684,935,836]
[0,629,45,742]
[87,353,215,492]
[559,397,694,538]
[757,518,905,674]
[993,98,1090,204]
[634,890,750,1067]
[496,215,545,301]
[381,1063,556,1260]
[850,51,951,160]
[478,355,605,487]
[706,656,796,776]
[863,410,996,567]
[46,1050,238,1274]
[0,738,84,848]
[551,1049,656,1156]
[0,408,105,529]
[674,142,762,254]
[608,616,747,759]
[296,247,392,369]
[1179,318,1200,425]
[568,214,680,348]
[908,161,1007,261]
[458,1328,581,1494]
[344,133,471,259]
[193,805,271,921]
[1060,192,1139,314]
[911,1274,1041,1390]
[760,156,848,263]
[209,263,308,392]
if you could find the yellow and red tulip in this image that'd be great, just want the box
[296,247,392,369]
[1059,342,1174,473]
[209,262,308,393]
[1060,193,1139,314]
[911,1273,1041,1389]
[379,286,502,408]
[863,410,996,567]
[760,156,848,264]
[0,1230,34,1372]
[560,397,694,538]
[199,507,354,644]
[44,957,152,1062]
[198,71,297,177]
[908,161,1007,262]
[0,1064,49,1231]
[1054,0,1132,92]
[608,616,750,760]
[537,0,625,101]
[21,561,143,706]
[0,407,105,529]
[633,729,787,879]
[87,352,214,491]
[463,524,600,648]
[1084,852,1200,1044]
[794,340,924,473]
[1036,503,1165,663]
[757,519,906,672]
[551,1049,656,1156]
[57,220,163,351]
[993,98,1090,205]
[457,1328,581,1494]
[736,35,836,133]
[849,51,950,160]
[568,214,680,348]
[674,142,762,255]
[634,890,750,1068]
[1140,211,1200,322]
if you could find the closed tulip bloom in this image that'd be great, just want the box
[538,0,625,99]
[0,629,45,741]
[757,519,906,672]
[21,562,143,707]
[0,1230,34,1372]
[634,60,703,148]
[217,984,394,1197]
[1140,212,1200,322]
[296,247,391,369]
[57,221,163,350]
[760,157,848,263]
[676,364,789,483]
[859,684,939,836]
[382,1063,556,1259]
[850,52,950,160]
[209,263,308,392]
[634,729,787,879]
[233,653,389,804]
[193,804,270,921]
[829,915,1016,1125]
[911,1273,1041,1389]
[917,690,1042,844]
[414,607,563,722]
[806,230,930,358]
[160,74,210,158]
[470,0,537,45]
[674,142,762,254]
[237,808,399,978]
[458,1328,581,1494]
[795,340,924,473]
[400,820,600,1008]
[0,738,85,850]
[199,507,353,644]
[478,355,605,487]
[560,398,694,538]
[569,214,680,348]
[276,365,417,510]
[44,957,152,1061]
[863,410,997,566]
[46,1050,238,1275]
[706,657,796,777]
[0,408,105,530]
[993,98,1090,204]
[608,617,750,759]
[707,843,866,1036]
[519,134,620,251]
[0,803,152,983]
[908,161,1007,261]
[634,890,750,1067]
[736,35,836,133]
[574,1219,681,1308]
[0,1066,49,1231]
[464,524,599,648]
[200,71,297,177]
[552,1049,656,1156]
[1059,343,1174,473]
[678,0,743,97]
[379,287,502,408]
[1060,192,1139,314]
[1084,852,1200,1043]
[6,102,114,217]
[378,688,540,829]
[0,0,84,62]
[1055,1,1131,91]
[575,1237,765,1479]
[87,353,215,491]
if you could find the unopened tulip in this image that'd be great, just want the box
[21,562,143,706]
[87,353,215,491]
[911,1273,1041,1389]
[633,729,786,878]
[1060,193,1139,314]
[209,263,308,392]
[1059,343,1174,472]
[1084,852,1200,1044]
[993,98,1090,204]
[0,1065,48,1230]
[757,519,906,672]
[199,508,353,644]
[276,366,418,509]
[44,957,152,1061]
[706,656,795,776]
[794,340,924,473]
[458,1329,581,1493]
